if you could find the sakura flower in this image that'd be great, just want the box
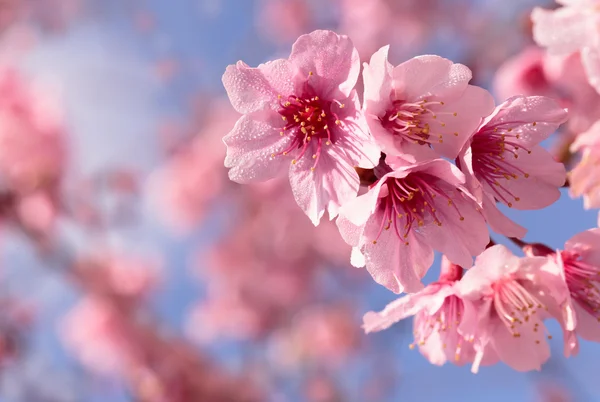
[222,30,380,225]
[526,229,600,349]
[337,158,488,294]
[362,46,495,162]
[457,95,568,238]
[532,1,600,94]
[458,245,568,373]
[570,120,600,208]
[493,47,560,101]
[363,257,476,366]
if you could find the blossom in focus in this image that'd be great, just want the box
[532,0,600,94]
[457,245,569,373]
[337,158,488,294]
[457,95,568,238]
[570,120,600,208]
[363,256,476,366]
[222,29,380,225]
[362,46,495,162]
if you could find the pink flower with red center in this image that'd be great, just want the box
[336,158,488,294]
[457,96,568,238]
[222,30,380,225]
[570,120,600,208]
[457,245,569,373]
[526,230,600,354]
[362,46,495,162]
[532,0,600,94]
[363,257,477,366]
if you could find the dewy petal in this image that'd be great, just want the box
[582,46,600,94]
[336,215,363,247]
[391,55,472,101]
[484,96,568,148]
[290,144,360,225]
[532,7,595,55]
[223,115,290,183]
[337,180,383,226]
[289,30,360,99]
[363,45,393,116]
[222,59,296,114]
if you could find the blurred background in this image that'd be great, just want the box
[0,0,595,401]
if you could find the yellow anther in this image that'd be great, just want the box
[453,112,458,116]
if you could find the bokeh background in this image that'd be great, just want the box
[0,0,596,401]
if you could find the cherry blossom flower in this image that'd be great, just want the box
[363,257,476,366]
[570,120,600,208]
[337,158,488,294]
[457,245,569,373]
[493,47,561,102]
[362,46,495,162]
[457,95,568,238]
[222,29,380,225]
[525,229,600,355]
[532,1,600,94]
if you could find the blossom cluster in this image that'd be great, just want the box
[220,25,600,373]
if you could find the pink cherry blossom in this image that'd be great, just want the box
[493,47,561,102]
[457,245,569,373]
[362,46,495,162]
[532,1,600,94]
[363,257,477,366]
[570,120,600,208]
[337,158,488,294]
[457,96,567,238]
[526,230,600,350]
[222,30,380,225]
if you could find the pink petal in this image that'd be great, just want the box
[289,30,360,99]
[424,85,495,159]
[568,150,600,208]
[363,45,393,116]
[582,46,600,94]
[491,146,565,210]
[363,215,432,294]
[532,7,594,54]
[481,192,527,238]
[565,228,600,265]
[392,55,472,101]
[336,90,381,168]
[362,291,430,333]
[572,301,600,341]
[490,317,550,371]
[335,215,363,247]
[337,181,383,226]
[459,246,519,298]
[289,144,360,225]
[457,145,483,203]
[571,120,600,152]
[223,115,290,183]
[222,59,296,114]
[485,96,568,148]
[422,191,489,268]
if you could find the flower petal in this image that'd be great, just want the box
[290,144,360,225]
[223,115,290,183]
[582,46,600,94]
[222,59,296,114]
[532,7,595,54]
[363,45,393,116]
[392,55,472,101]
[289,30,360,99]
